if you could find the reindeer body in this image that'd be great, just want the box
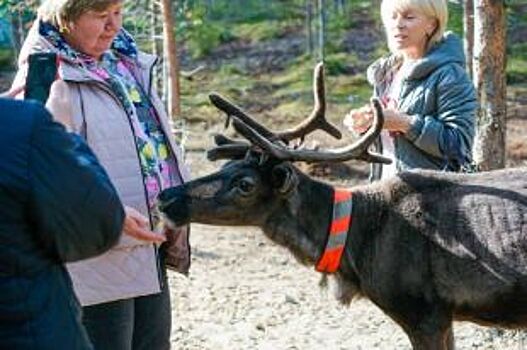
[160,161,527,349]
[347,168,527,346]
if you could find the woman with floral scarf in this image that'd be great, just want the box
[12,1,191,349]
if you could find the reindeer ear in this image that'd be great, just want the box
[272,163,298,196]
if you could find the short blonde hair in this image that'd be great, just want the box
[38,0,123,29]
[381,0,448,51]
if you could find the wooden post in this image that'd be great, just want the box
[463,0,474,79]
[161,0,181,119]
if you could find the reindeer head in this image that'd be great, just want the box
[159,63,390,235]
[158,154,298,226]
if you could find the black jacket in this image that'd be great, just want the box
[0,99,124,349]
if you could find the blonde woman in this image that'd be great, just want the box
[12,1,191,349]
[344,0,477,180]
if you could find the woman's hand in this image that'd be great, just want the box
[0,84,24,98]
[343,104,374,134]
[344,102,412,134]
[382,107,412,134]
[123,206,166,243]
[45,80,73,131]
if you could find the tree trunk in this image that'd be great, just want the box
[463,0,474,79]
[305,0,314,55]
[472,0,506,170]
[318,0,326,61]
[160,0,181,119]
[334,0,345,14]
[150,0,164,95]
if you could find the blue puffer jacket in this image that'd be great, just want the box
[367,32,477,180]
[0,99,124,349]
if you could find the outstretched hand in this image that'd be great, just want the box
[343,104,374,134]
[124,206,166,243]
[0,85,24,98]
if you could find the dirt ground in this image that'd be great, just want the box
[168,98,527,349]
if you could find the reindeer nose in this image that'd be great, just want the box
[157,188,178,212]
[156,186,191,226]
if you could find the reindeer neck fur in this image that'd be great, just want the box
[260,167,393,290]
[261,169,335,266]
[329,180,392,305]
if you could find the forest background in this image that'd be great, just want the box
[1,0,526,172]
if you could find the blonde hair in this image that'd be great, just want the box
[381,0,448,51]
[38,0,123,31]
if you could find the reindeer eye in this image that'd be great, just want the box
[237,178,256,194]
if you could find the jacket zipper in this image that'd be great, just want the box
[144,57,191,278]
[144,57,166,287]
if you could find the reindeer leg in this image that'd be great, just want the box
[406,324,454,350]
[445,326,455,350]
[389,307,453,350]
[407,330,445,350]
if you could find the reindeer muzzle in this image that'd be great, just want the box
[157,187,191,226]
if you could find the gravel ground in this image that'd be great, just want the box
[167,150,527,350]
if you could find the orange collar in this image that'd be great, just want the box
[315,188,353,273]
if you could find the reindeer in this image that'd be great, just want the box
[159,63,527,350]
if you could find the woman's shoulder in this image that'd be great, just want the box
[429,60,472,88]
[366,54,402,86]
[135,51,158,68]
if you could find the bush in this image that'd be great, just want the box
[325,53,356,75]
[186,22,234,58]
[507,43,527,83]
[232,21,291,43]
[0,48,14,71]
[447,2,463,36]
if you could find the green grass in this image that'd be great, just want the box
[177,5,368,124]
[186,22,235,58]
[231,21,297,43]
[180,62,258,122]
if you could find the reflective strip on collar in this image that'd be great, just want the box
[315,188,353,273]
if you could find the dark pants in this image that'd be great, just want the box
[81,269,171,350]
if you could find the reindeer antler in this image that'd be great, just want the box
[278,62,342,142]
[207,134,250,161]
[230,98,390,164]
[207,62,391,164]
[209,63,341,144]
[209,94,278,141]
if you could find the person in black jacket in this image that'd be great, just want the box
[0,98,125,350]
